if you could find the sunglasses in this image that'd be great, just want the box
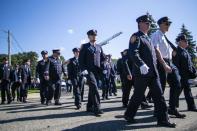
[145,22,151,25]
[164,23,171,26]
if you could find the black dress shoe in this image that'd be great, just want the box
[157,121,176,128]
[76,105,81,110]
[23,98,27,103]
[7,100,12,104]
[41,101,46,105]
[122,104,127,108]
[86,108,93,112]
[94,109,103,117]
[124,116,137,123]
[168,109,186,118]
[102,97,106,100]
[113,93,117,96]
[188,108,197,112]
[147,98,154,103]
[141,104,153,109]
[46,100,52,106]
[54,102,62,105]
[106,97,110,100]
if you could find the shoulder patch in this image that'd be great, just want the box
[172,50,177,57]
[130,35,138,44]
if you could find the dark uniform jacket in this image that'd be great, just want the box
[0,64,11,82]
[116,58,123,76]
[45,56,66,82]
[36,59,50,81]
[128,31,158,77]
[67,57,80,79]
[102,61,111,79]
[10,69,21,82]
[20,64,31,84]
[79,42,105,73]
[173,46,196,79]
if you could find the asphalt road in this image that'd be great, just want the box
[0,87,197,131]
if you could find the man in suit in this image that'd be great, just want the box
[36,50,50,104]
[173,34,197,112]
[79,29,105,116]
[0,57,12,104]
[20,59,31,103]
[108,54,117,96]
[124,15,176,127]
[67,48,82,109]
[10,64,21,102]
[44,49,67,105]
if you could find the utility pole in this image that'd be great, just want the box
[8,30,11,66]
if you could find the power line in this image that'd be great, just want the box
[11,33,24,52]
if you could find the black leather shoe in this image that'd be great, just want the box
[94,110,103,117]
[157,121,176,128]
[168,109,186,118]
[124,116,137,123]
[76,105,81,110]
[41,101,46,105]
[86,108,93,112]
[94,109,103,117]
[23,98,27,103]
[46,100,52,106]
[7,100,12,104]
[188,108,197,112]
[141,103,153,109]
[54,102,62,105]
[147,98,154,103]
[106,97,110,100]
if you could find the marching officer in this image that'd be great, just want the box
[173,34,197,112]
[151,17,185,118]
[36,50,50,104]
[10,64,21,102]
[45,49,67,105]
[124,15,176,127]
[108,54,117,96]
[67,47,82,109]
[116,52,125,90]
[121,49,152,109]
[20,59,31,103]
[101,54,111,100]
[0,57,12,104]
[121,49,134,107]
[79,29,105,117]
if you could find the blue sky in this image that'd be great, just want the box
[0,0,196,60]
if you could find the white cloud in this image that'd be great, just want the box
[67,29,74,34]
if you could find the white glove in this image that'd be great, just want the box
[140,64,149,75]
[67,80,71,84]
[36,78,40,84]
[81,70,88,75]
[103,70,107,74]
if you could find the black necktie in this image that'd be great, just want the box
[164,35,177,51]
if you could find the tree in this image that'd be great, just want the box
[0,51,39,77]
[147,12,158,36]
[177,24,197,65]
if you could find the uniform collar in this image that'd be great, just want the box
[178,46,186,51]
[89,42,96,47]
[158,29,165,36]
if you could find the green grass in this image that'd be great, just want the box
[28,89,40,94]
